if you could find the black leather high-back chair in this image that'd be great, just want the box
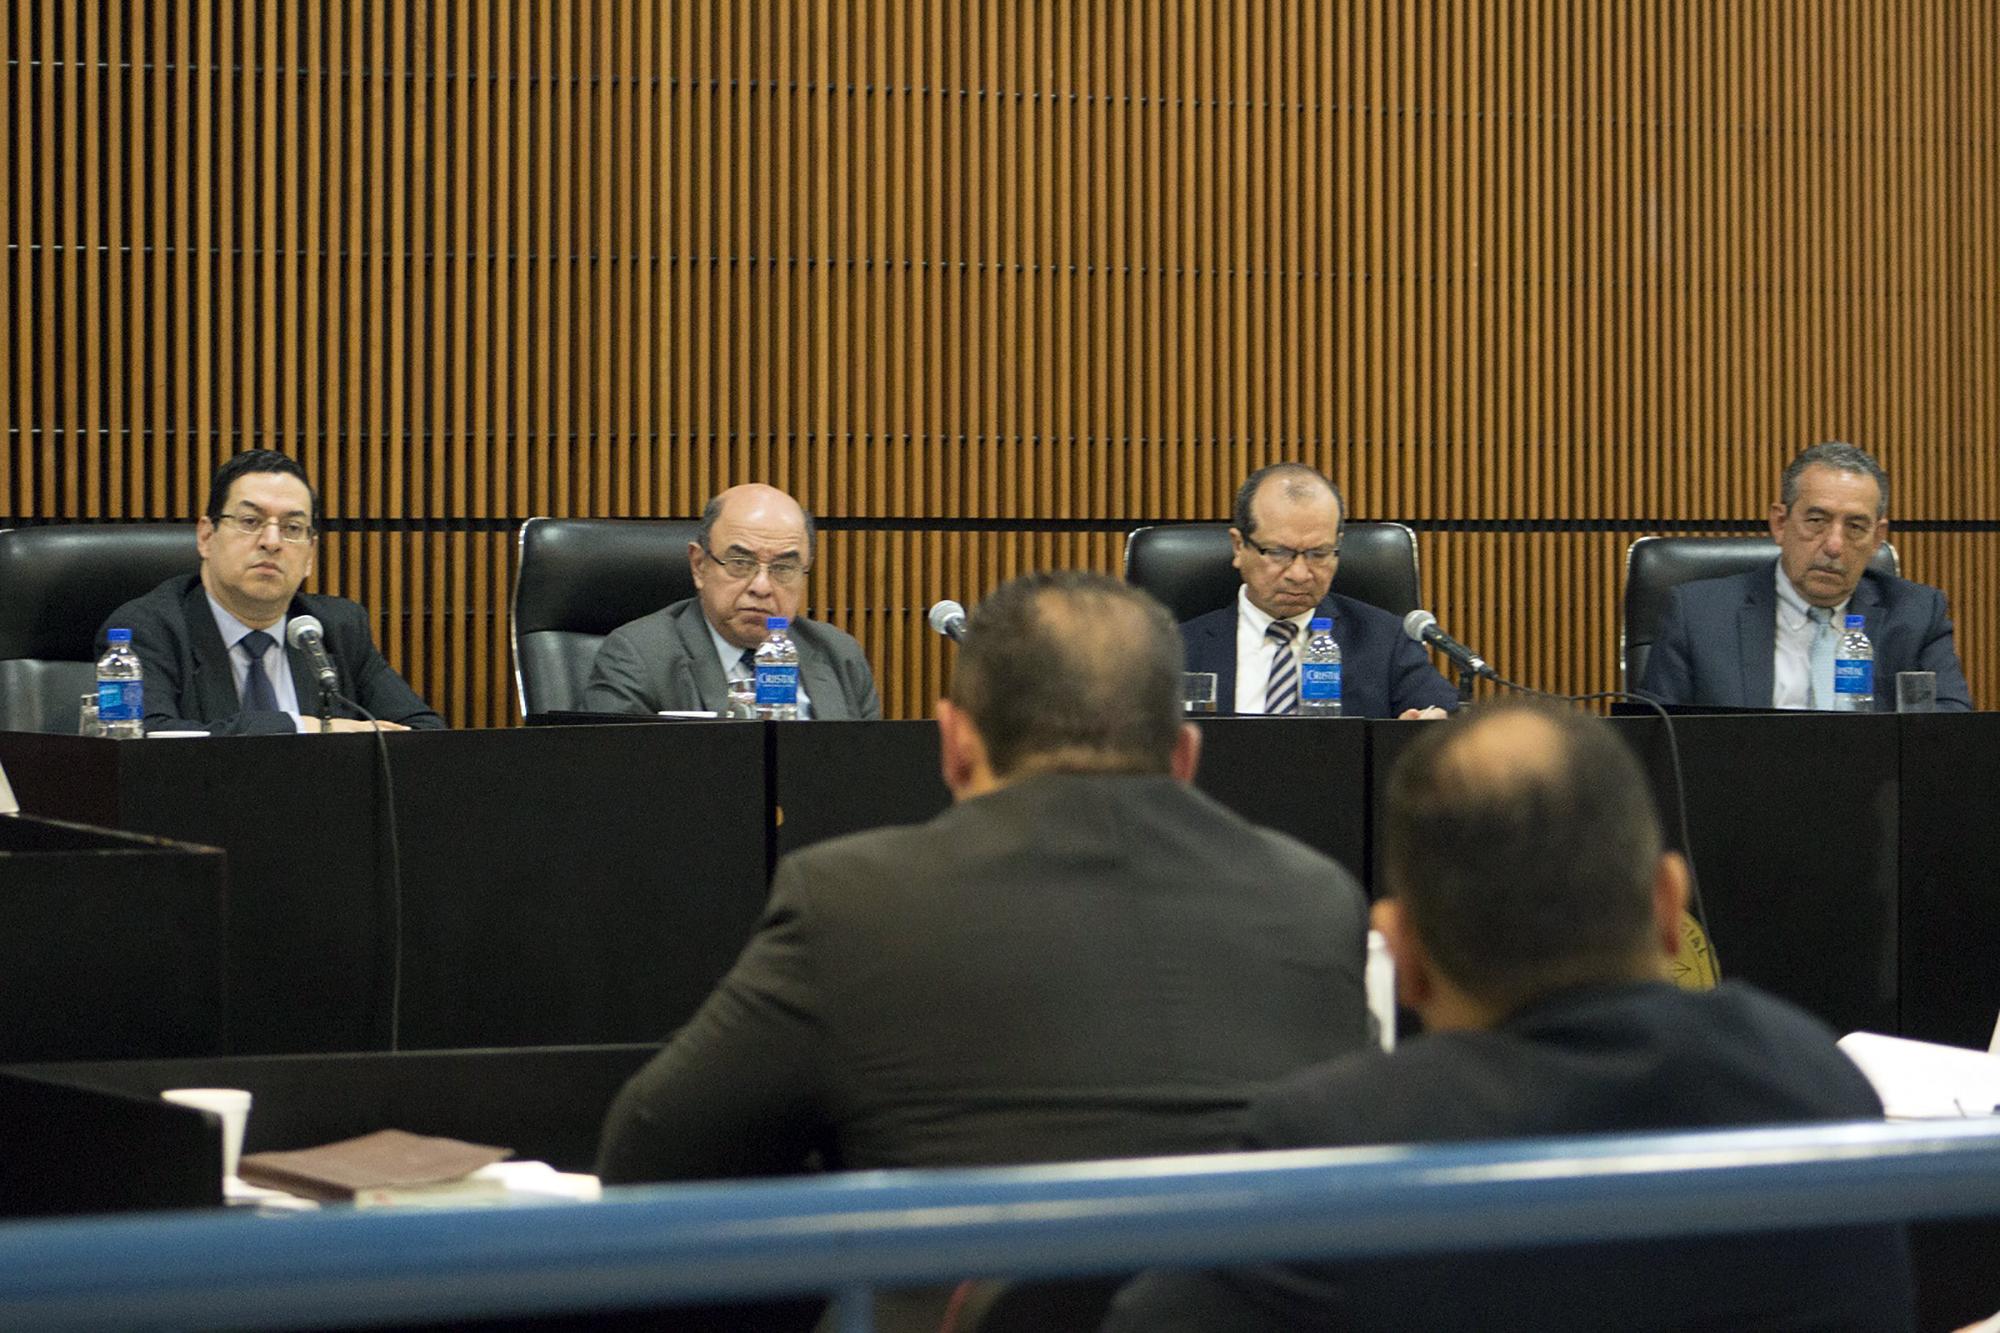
[1123,521,1424,622]
[511,517,702,715]
[1622,535,1900,691]
[0,524,199,733]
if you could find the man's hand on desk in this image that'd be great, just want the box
[322,718,410,733]
[1397,707,1450,721]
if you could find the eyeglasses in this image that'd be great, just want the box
[216,511,315,544]
[703,547,809,586]
[1243,537,1340,568]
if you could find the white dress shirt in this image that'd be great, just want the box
[1232,585,1317,715]
[1771,565,1850,710]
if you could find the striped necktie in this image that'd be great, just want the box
[1265,620,1299,715]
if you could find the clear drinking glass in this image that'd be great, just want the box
[1182,672,1219,715]
[1895,671,1938,714]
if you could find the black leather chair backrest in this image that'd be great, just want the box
[0,524,199,733]
[1622,535,1900,690]
[511,517,702,715]
[1123,521,1424,623]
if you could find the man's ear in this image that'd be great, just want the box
[1169,721,1201,784]
[936,700,986,799]
[687,540,707,591]
[1372,898,1433,1011]
[1653,851,1692,960]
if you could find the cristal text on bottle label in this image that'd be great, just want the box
[1301,662,1342,700]
[755,664,800,706]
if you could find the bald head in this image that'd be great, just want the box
[950,572,1185,778]
[1384,699,1667,1012]
[691,483,818,651]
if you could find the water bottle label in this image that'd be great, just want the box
[1834,659,1874,695]
[755,664,800,706]
[98,679,143,723]
[1301,662,1342,701]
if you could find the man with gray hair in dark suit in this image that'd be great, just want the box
[1641,441,1971,710]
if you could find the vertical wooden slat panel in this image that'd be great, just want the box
[1,4,1997,725]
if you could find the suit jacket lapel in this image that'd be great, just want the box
[672,603,731,712]
[182,580,250,720]
[794,632,847,719]
[1199,612,1238,705]
[1737,568,1777,708]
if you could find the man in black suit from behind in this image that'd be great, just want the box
[1106,698,1913,1332]
[599,571,1370,1327]
[1178,463,1459,718]
[97,449,445,735]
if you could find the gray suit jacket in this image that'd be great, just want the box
[1639,562,1971,711]
[597,772,1370,1183]
[581,597,881,719]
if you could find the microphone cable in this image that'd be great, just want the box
[327,689,406,1053]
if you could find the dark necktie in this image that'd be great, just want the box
[239,630,280,711]
[1265,620,1299,715]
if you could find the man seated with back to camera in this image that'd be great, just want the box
[1105,698,1912,1332]
[96,449,445,735]
[582,482,881,718]
[1178,462,1458,718]
[599,571,1371,1330]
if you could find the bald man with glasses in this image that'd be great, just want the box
[583,484,881,720]
[1179,464,1457,719]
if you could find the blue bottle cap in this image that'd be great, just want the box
[1308,617,1332,631]
[107,628,132,642]
[1844,614,1865,629]
[765,617,789,631]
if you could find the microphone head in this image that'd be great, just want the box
[1402,609,1438,643]
[928,600,967,637]
[286,615,326,649]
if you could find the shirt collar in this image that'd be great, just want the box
[205,592,287,656]
[1237,584,1317,636]
[1773,562,1849,626]
[705,613,755,678]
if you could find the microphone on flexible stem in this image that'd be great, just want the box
[1402,610,1498,700]
[286,615,341,730]
[928,599,970,643]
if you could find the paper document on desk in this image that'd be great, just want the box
[1838,1032,2000,1119]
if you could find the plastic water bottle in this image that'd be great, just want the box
[1833,614,1874,712]
[754,617,800,721]
[1299,617,1343,717]
[97,628,145,739]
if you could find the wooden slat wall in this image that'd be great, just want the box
[1,3,1995,725]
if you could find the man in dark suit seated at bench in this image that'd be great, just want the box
[97,449,444,735]
[1178,463,1457,718]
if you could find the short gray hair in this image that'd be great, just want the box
[1781,442,1889,517]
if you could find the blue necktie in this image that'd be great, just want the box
[239,630,280,711]
[1265,621,1299,715]
[1807,607,1835,709]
